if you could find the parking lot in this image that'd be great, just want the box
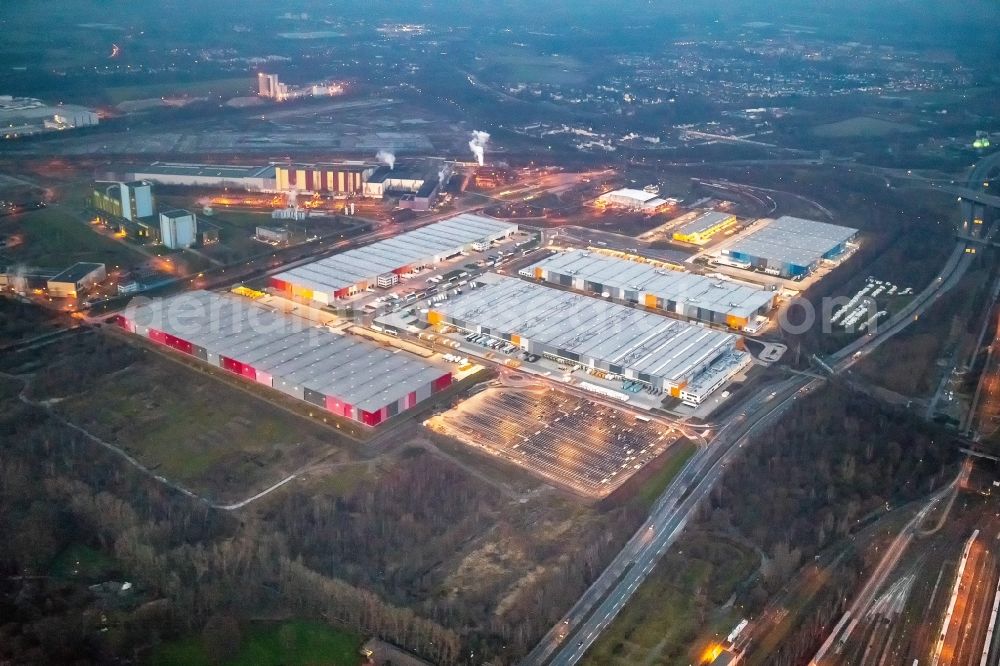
[426,387,681,497]
[342,231,540,316]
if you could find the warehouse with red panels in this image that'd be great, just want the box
[117,290,452,426]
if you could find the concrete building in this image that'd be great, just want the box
[597,188,668,212]
[91,180,155,222]
[425,274,742,398]
[117,291,453,427]
[46,262,106,298]
[362,160,452,201]
[257,72,280,98]
[523,250,775,330]
[272,214,516,304]
[397,179,441,211]
[255,226,291,244]
[0,266,60,293]
[672,211,738,245]
[275,162,376,194]
[130,162,276,191]
[721,216,858,278]
[376,272,399,288]
[159,209,197,249]
[92,181,158,240]
[0,95,98,138]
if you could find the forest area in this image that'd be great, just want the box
[701,382,961,665]
[0,331,647,665]
[591,381,961,665]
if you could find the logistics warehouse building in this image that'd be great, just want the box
[271,214,517,304]
[721,216,858,278]
[426,275,742,399]
[672,211,738,245]
[523,250,775,330]
[117,291,452,426]
[597,188,668,212]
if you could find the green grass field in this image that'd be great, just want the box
[812,116,919,138]
[584,533,759,666]
[1,206,146,269]
[48,543,117,581]
[633,438,697,509]
[43,335,361,500]
[150,620,363,666]
[103,77,251,105]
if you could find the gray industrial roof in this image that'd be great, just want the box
[274,214,516,295]
[281,162,374,172]
[527,250,774,319]
[135,162,275,179]
[676,210,734,236]
[125,291,446,412]
[433,275,736,384]
[726,215,857,268]
[49,262,105,284]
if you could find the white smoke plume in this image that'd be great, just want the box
[376,149,395,170]
[468,130,490,166]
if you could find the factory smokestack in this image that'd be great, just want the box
[468,130,490,166]
[376,149,395,170]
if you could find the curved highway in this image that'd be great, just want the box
[525,151,1000,666]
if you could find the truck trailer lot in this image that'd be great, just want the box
[426,387,682,497]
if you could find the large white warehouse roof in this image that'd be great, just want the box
[430,275,737,385]
[526,250,775,320]
[273,214,516,297]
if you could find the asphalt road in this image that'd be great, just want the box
[529,152,1000,666]
[523,375,818,666]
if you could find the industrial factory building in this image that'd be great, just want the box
[597,188,668,212]
[721,216,858,278]
[159,210,197,249]
[272,214,516,305]
[275,162,377,195]
[1,262,105,297]
[672,211,738,245]
[117,291,452,427]
[425,275,743,400]
[92,180,155,222]
[129,162,277,191]
[0,95,98,138]
[523,250,774,330]
[47,263,107,299]
[362,160,452,202]
[91,180,160,241]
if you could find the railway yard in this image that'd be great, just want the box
[817,467,1000,666]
